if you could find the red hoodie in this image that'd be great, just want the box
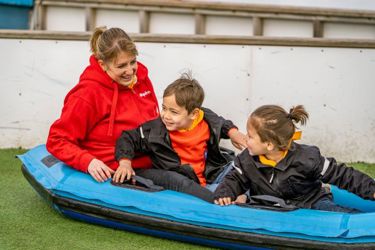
[46,55,159,172]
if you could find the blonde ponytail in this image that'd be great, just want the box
[90,26,107,58]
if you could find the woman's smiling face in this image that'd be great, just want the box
[101,51,138,86]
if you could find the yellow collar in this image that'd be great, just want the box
[292,130,302,140]
[127,75,138,89]
[259,131,302,167]
[259,151,288,167]
[179,109,204,132]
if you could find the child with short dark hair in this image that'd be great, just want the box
[214,104,375,212]
[115,73,246,202]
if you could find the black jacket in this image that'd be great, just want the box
[115,107,236,184]
[214,142,375,208]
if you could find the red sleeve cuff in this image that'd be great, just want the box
[79,153,96,173]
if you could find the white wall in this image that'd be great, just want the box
[95,10,140,33]
[42,6,375,40]
[205,0,375,11]
[46,7,86,31]
[1,38,374,162]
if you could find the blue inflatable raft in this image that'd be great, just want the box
[18,145,375,249]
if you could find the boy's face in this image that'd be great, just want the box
[246,119,270,156]
[161,94,196,131]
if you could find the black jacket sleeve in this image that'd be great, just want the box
[115,127,145,162]
[313,154,375,200]
[214,157,251,200]
[202,107,237,139]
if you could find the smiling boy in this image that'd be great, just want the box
[114,73,246,202]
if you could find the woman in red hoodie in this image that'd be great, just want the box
[46,27,159,182]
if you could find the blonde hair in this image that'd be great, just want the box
[249,105,309,150]
[90,26,138,63]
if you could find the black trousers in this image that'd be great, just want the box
[136,168,214,203]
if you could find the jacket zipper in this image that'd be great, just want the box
[269,169,274,183]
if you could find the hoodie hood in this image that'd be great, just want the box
[79,55,113,89]
[69,55,154,137]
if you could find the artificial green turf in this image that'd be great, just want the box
[0,148,213,250]
[349,162,375,178]
[1,148,374,250]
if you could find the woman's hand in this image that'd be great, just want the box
[88,159,115,182]
[113,159,135,184]
[214,197,234,206]
[228,129,247,150]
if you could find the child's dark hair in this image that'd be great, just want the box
[90,26,138,63]
[163,72,204,114]
[249,105,309,150]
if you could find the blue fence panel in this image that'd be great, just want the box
[0,3,32,29]
[0,0,33,7]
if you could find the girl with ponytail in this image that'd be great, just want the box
[214,104,375,212]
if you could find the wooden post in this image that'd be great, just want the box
[34,0,46,30]
[313,19,324,38]
[85,7,96,31]
[253,17,263,36]
[139,10,150,33]
[195,14,206,35]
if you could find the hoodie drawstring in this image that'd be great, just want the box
[107,82,118,136]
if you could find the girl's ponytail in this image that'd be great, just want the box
[288,105,309,126]
[249,104,309,150]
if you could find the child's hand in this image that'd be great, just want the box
[228,129,247,150]
[88,159,115,182]
[214,197,234,206]
[113,159,135,183]
[234,194,247,204]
